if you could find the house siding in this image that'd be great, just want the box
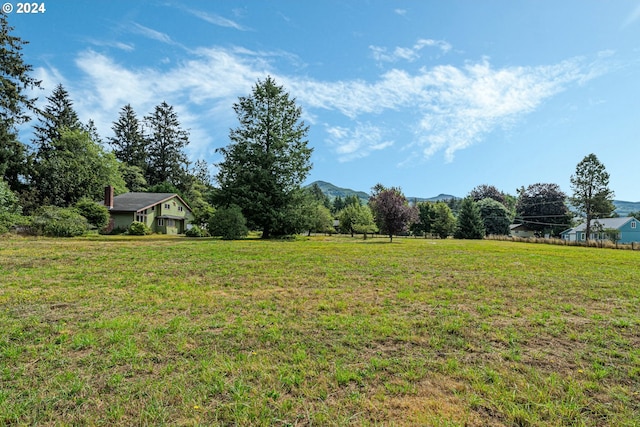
[561,218,640,244]
[107,192,192,234]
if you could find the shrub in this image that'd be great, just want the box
[128,221,151,235]
[0,212,30,235]
[74,197,110,230]
[208,205,248,240]
[185,225,210,237]
[31,206,88,237]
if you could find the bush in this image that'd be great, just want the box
[185,225,209,237]
[0,212,30,235]
[208,205,248,240]
[31,206,88,237]
[74,197,110,230]
[128,221,151,235]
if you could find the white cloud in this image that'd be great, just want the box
[622,4,640,29]
[325,123,394,162]
[181,7,249,31]
[87,38,135,52]
[130,23,178,46]
[39,43,608,166]
[370,38,452,63]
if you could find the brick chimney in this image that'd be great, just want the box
[105,185,114,209]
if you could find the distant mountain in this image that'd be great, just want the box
[307,181,370,203]
[306,181,459,204]
[307,181,638,215]
[613,200,640,217]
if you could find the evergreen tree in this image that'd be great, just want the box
[454,197,485,239]
[32,84,82,153]
[0,127,28,191]
[332,196,345,214]
[214,76,313,238]
[411,202,436,237]
[144,101,189,188]
[109,104,147,170]
[307,183,331,210]
[0,13,42,191]
[570,154,615,242]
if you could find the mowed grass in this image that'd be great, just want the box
[0,235,638,426]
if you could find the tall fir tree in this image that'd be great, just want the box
[109,104,147,171]
[0,13,42,191]
[215,76,312,238]
[454,197,485,239]
[144,101,189,188]
[32,84,82,154]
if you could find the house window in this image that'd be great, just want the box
[158,219,164,226]
[136,212,147,223]
[632,221,637,229]
[167,219,175,227]
[178,206,183,212]
[164,204,170,210]
[580,232,585,240]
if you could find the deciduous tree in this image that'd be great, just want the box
[477,198,512,236]
[338,203,377,238]
[469,184,506,205]
[515,183,572,237]
[369,184,417,242]
[569,154,615,242]
[33,129,126,207]
[214,76,313,238]
[431,202,456,239]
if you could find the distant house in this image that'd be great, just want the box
[104,186,192,234]
[509,223,536,238]
[560,217,640,244]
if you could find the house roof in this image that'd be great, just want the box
[561,217,636,234]
[108,192,191,213]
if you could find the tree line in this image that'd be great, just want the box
[0,14,624,240]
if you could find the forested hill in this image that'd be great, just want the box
[613,200,640,217]
[306,181,458,204]
[306,180,640,216]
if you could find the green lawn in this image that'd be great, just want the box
[0,235,638,426]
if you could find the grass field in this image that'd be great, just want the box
[0,235,638,426]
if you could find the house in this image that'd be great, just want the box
[509,223,536,238]
[104,186,192,234]
[560,217,640,244]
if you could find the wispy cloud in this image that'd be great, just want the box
[130,23,178,46]
[35,44,609,165]
[86,38,135,52]
[370,38,452,63]
[326,123,394,162]
[181,7,249,31]
[622,3,640,29]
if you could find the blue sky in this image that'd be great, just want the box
[8,1,640,201]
